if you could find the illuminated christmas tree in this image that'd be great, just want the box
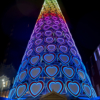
[8,0,97,99]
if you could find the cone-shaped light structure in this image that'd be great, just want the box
[8,0,97,99]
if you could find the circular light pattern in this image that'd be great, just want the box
[29,66,42,79]
[43,25,50,30]
[82,83,92,98]
[62,66,75,79]
[27,43,33,49]
[65,34,70,40]
[52,16,57,20]
[21,59,28,69]
[45,16,50,20]
[59,45,68,53]
[61,23,66,27]
[16,83,28,98]
[70,48,77,56]
[52,25,59,30]
[58,54,70,63]
[19,69,27,82]
[35,33,42,39]
[35,27,41,33]
[66,80,81,97]
[57,38,65,44]
[55,31,62,37]
[27,49,33,57]
[8,88,16,99]
[43,53,56,63]
[29,81,44,97]
[39,18,43,22]
[54,21,60,25]
[45,37,54,44]
[46,20,52,24]
[35,39,43,46]
[72,57,80,67]
[77,69,86,81]
[61,27,68,32]
[35,46,44,53]
[58,54,70,64]
[67,40,74,47]
[44,14,49,17]
[51,13,56,16]
[47,44,56,52]
[47,80,63,93]
[45,31,52,36]
[39,22,44,26]
[45,65,59,77]
[59,18,64,22]
[30,55,40,65]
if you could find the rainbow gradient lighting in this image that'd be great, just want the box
[8,0,97,99]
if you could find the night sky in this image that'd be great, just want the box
[0,0,100,72]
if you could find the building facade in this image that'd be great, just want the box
[86,45,100,96]
[0,63,17,98]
